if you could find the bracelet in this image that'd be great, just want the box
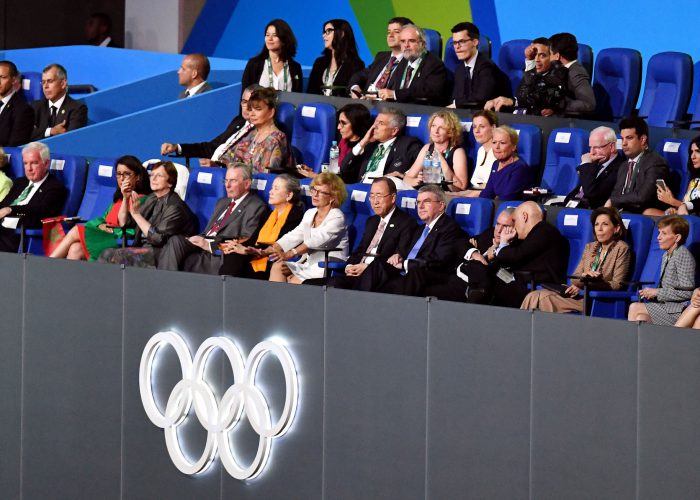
[291,248,298,256]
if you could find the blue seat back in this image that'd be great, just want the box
[592,48,642,121]
[423,29,442,59]
[21,71,43,102]
[497,39,530,96]
[619,214,656,287]
[404,113,430,144]
[76,157,119,221]
[397,190,420,221]
[556,208,593,276]
[2,146,25,178]
[540,128,589,195]
[345,183,372,251]
[577,43,593,78]
[447,197,493,237]
[655,138,691,197]
[494,200,525,221]
[291,103,336,172]
[299,178,313,209]
[276,102,295,144]
[638,51,693,128]
[49,154,88,217]
[184,166,226,232]
[251,172,277,207]
[511,123,542,170]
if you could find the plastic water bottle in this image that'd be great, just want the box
[432,152,442,184]
[423,150,433,184]
[328,141,340,174]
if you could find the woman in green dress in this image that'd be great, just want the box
[49,155,151,260]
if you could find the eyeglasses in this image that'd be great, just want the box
[452,38,475,48]
[369,193,392,201]
[310,186,332,197]
[116,171,135,179]
[322,28,335,35]
[589,142,614,150]
[416,199,442,207]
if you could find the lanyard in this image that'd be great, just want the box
[322,63,341,95]
[267,57,289,91]
[399,54,424,89]
[591,244,609,272]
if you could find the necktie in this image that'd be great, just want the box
[49,106,58,127]
[362,220,387,263]
[623,160,635,194]
[406,225,430,261]
[375,56,397,90]
[208,200,236,236]
[0,101,4,114]
[463,64,472,100]
[364,144,386,175]
[12,182,34,205]
[185,90,190,97]
[402,65,414,89]
[212,122,254,161]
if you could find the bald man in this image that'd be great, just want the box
[491,201,569,307]
[177,54,212,99]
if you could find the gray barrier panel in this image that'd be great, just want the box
[530,312,638,499]
[0,253,24,499]
[21,257,123,499]
[638,324,700,499]
[324,288,428,500]
[221,277,325,500]
[427,302,531,500]
[122,268,224,500]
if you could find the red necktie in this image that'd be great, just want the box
[375,56,397,90]
[207,200,236,236]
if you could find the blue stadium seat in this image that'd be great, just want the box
[592,48,642,121]
[588,214,655,318]
[276,101,295,143]
[494,200,525,220]
[556,208,593,276]
[511,123,542,170]
[540,128,589,195]
[444,35,492,74]
[21,71,42,102]
[2,146,25,178]
[577,43,593,78]
[75,157,119,221]
[447,197,493,237]
[299,178,313,209]
[345,184,371,251]
[638,51,693,128]
[184,166,226,233]
[291,102,336,172]
[655,138,691,197]
[251,172,277,207]
[423,29,443,59]
[497,39,530,96]
[397,190,419,221]
[404,113,430,144]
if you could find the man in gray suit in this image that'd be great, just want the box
[157,163,269,273]
[549,32,595,115]
[177,54,212,99]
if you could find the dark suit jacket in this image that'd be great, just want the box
[564,154,624,209]
[306,54,365,96]
[178,115,247,159]
[516,65,568,115]
[0,173,67,228]
[30,95,88,140]
[178,81,213,99]
[347,51,395,93]
[131,192,198,247]
[564,62,595,114]
[241,55,303,93]
[340,135,422,184]
[404,213,467,274]
[610,149,669,213]
[347,208,417,265]
[387,52,449,105]
[201,193,269,246]
[0,91,34,146]
[452,53,512,108]
[495,220,569,287]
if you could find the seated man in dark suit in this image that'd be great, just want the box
[448,22,511,109]
[564,126,623,209]
[348,17,413,98]
[85,12,120,47]
[0,60,34,146]
[341,107,421,185]
[354,185,466,294]
[548,32,595,115]
[0,142,67,252]
[321,177,417,288]
[377,24,448,106]
[605,116,670,213]
[160,84,262,165]
[30,64,87,140]
[491,201,569,307]
[177,54,212,99]
[157,163,268,274]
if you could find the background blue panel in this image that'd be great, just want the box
[210,0,373,66]
[471,0,502,55]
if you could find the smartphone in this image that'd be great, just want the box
[656,179,668,190]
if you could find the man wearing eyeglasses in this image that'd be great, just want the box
[564,126,624,209]
[448,22,511,109]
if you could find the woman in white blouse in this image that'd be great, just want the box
[263,173,349,283]
[469,109,498,189]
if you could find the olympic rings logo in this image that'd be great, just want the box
[139,331,299,480]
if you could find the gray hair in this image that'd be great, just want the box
[22,141,50,161]
[590,126,617,144]
[276,173,300,198]
[418,184,447,205]
[379,107,406,130]
[401,24,427,48]
[228,162,252,182]
[244,83,264,94]
[42,63,67,81]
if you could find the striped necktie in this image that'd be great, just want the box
[12,182,34,205]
